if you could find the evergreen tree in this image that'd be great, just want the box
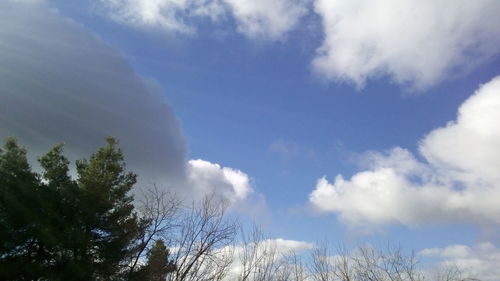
[130,239,176,281]
[144,240,176,281]
[73,137,142,280]
[0,137,45,280]
[0,137,145,280]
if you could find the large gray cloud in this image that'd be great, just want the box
[0,1,260,208]
[0,0,187,184]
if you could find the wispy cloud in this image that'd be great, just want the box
[269,139,301,159]
[269,139,316,161]
[96,0,307,40]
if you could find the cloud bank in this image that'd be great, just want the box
[309,76,500,227]
[0,0,255,205]
[96,0,307,40]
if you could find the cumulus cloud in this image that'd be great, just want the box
[309,76,500,227]
[96,0,306,40]
[420,78,500,184]
[0,0,256,205]
[187,159,253,203]
[184,160,270,220]
[420,242,500,281]
[313,0,500,90]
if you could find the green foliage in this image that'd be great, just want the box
[0,137,43,280]
[0,137,147,280]
[130,239,176,281]
[75,137,141,280]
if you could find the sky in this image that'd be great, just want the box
[1,0,500,279]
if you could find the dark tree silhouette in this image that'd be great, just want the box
[0,138,143,280]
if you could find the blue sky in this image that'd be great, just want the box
[2,0,500,278]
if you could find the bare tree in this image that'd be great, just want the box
[128,185,181,276]
[126,188,237,281]
[378,245,423,281]
[435,264,480,281]
[236,225,309,281]
[123,187,481,281]
[333,244,355,281]
[309,241,335,281]
[168,194,238,281]
[285,251,309,281]
[251,242,283,281]
[350,244,426,281]
[309,243,435,281]
[238,225,268,281]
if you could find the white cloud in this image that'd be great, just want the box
[420,242,500,281]
[97,0,500,89]
[309,76,500,227]
[96,0,306,40]
[222,0,307,40]
[421,77,500,184]
[95,0,225,34]
[185,160,271,219]
[187,159,253,203]
[312,0,500,90]
[244,238,315,255]
[0,1,257,206]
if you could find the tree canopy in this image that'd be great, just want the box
[0,137,174,280]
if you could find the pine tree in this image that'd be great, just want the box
[144,240,176,281]
[130,239,176,281]
[74,137,142,280]
[0,137,146,280]
[0,137,45,280]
